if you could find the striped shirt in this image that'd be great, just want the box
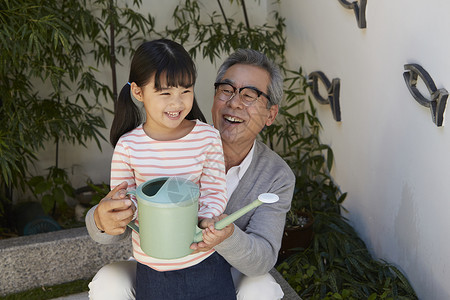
[110,120,227,271]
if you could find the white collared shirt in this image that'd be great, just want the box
[226,141,256,199]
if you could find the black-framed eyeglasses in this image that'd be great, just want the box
[214,82,271,106]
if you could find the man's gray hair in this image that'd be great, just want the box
[215,49,283,108]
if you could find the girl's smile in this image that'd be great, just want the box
[165,111,182,120]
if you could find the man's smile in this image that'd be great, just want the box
[224,114,244,123]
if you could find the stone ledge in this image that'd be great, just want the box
[0,228,301,299]
[0,227,131,296]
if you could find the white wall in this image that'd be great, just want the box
[280,1,450,299]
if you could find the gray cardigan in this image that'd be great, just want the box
[86,140,295,276]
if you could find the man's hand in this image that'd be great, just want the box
[93,181,135,235]
[190,214,234,252]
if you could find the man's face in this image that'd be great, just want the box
[212,64,278,152]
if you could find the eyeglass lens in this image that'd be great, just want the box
[216,83,259,106]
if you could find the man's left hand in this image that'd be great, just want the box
[190,214,234,252]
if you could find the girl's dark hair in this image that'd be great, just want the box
[110,39,206,146]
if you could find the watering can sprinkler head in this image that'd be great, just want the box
[257,193,279,204]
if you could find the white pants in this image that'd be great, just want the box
[88,258,284,300]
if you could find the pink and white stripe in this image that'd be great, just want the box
[110,120,227,270]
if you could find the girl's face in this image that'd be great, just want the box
[131,74,194,139]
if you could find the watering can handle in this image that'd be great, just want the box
[127,221,139,233]
[193,199,263,243]
[125,190,139,232]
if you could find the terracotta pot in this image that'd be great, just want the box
[278,211,314,261]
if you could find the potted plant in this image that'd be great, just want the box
[279,209,314,261]
[74,181,110,222]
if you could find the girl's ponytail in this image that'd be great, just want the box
[110,83,142,147]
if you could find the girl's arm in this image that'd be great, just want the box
[110,141,137,193]
[197,132,228,219]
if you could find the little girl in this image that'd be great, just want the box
[109,39,235,299]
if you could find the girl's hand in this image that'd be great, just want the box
[198,217,215,229]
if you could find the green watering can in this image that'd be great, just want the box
[127,177,279,260]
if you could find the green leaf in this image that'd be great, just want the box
[41,194,54,214]
[63,184,75,197]
[35,181,52,194]
[28,176,45,187]
[368,293,377,300]
[53,187,65,205]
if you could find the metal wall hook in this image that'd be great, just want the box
[308,71,342,122]
[403,63,448,127]
[338,0,367,28]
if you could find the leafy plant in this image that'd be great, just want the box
[278,210,417,299]
[0,0,154,233]
[89,0,155,100]
[86,181,110,207]
[165,0,286,66]
[28,167,74,216]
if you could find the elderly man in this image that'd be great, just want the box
[86,49,295,300]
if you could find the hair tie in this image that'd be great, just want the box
[127,82,131,86]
